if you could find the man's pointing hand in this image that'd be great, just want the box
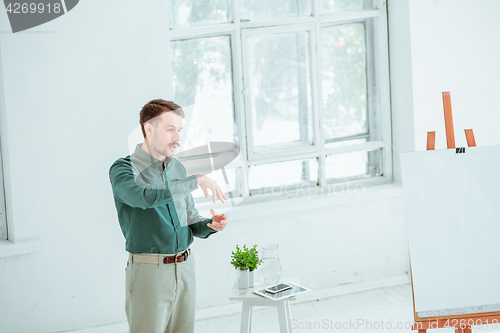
[195,174,228,204]
[207,209,228,231]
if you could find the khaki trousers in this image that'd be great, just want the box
[125,249,196,333]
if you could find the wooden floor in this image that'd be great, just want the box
[194,284,499,333]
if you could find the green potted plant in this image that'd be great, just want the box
[231,244,263,291]
[246,244,263,288]
[231,244,249,294]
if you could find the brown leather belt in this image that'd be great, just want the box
[131,248,191,265]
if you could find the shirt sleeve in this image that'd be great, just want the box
[185,192,218,239]
[166,175,198,199]
[109,158,197,210]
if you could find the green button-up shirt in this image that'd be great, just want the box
[109,143,217,254]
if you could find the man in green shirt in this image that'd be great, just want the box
[109,99,228,333]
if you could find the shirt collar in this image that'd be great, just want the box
[134,143,171,171]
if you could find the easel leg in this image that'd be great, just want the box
[465,129,476,147]
[427,131,436,150]
[455,327,472,333]
[442,91,456,149]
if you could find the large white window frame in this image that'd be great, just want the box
[167,0,392,204]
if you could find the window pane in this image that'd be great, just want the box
[247,32,313,152]
[249,159,318,194]
[320,0,365,13]
[321,23,367,140]
[325,149,382,182]
[171,36,236,151]
[241,0,311,21]
[170,0,231,29]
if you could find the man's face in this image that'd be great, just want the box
[149,111,183,158]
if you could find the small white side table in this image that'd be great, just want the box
[229,277,300,333]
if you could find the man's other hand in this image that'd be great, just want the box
[195,174,228,204]
[207,208,228,231]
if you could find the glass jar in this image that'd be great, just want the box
[259,243,282,284]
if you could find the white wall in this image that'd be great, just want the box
[407,0,500,150]
[4,0,498,331]
[0,1,175,332]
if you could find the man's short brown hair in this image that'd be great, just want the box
[139,99,185,138]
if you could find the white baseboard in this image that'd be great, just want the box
[59,274,410,332]
[296,273,410,304]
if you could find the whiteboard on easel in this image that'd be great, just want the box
[401,144,500,313]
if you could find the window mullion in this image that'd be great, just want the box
[312,13,326,187]
[165,1,175,97]
[170,24,237,40]
[231,0,250,198]
[297,25,309,183]
[297,1,309,149]
[373,0,393,181]
[365,18,378,174]
[312,0,320,17]
[319,9,381,25]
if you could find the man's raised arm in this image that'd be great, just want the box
[109,158,197,209]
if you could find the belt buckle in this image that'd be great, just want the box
[174,252,183,264]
